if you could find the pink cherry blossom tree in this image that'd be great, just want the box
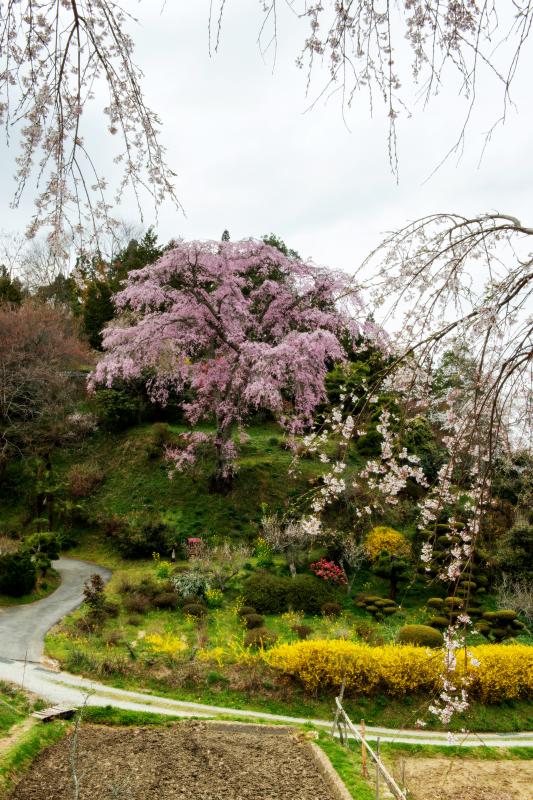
[90,238,371,487]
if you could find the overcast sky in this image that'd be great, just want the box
[1,1,533,273]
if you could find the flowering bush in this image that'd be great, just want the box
[172,569,210,599]
[265,640,533,701]
[364,526,410,561]
[145,633,186,656]
[254,536,274,568]
[205,588,224,608]
[310,558,347,585]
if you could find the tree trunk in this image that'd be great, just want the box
[210,421,234,493]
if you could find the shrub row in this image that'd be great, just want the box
[265,640,533,702]
[243,572,333,615]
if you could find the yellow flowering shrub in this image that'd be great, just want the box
[265,640,533,702]
[364,526,410,561]
[457,644,533,702]
[145,632,186,656]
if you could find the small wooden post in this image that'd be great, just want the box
[361,719,368,778]
[375,737,381,799]
[401,757,406,792]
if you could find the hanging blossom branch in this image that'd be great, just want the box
[289,362,506,727]
[211,2,533,175]
[0,1,180,253]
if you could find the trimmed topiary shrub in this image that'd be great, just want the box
[183,602,207,618]
[122,593,152,615]
[237,605,257,617]
[153,591,180,610]
[243,613,265,629]
[428,616,448,629]
[427,598,444,608]
[287,574,334,615]
[243,572,288,614]
[244,627,277,649]
[397,624,444,648]
[292,624,313,640]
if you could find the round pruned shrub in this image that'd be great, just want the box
[321,601,342,617]
[244,627,277,649]
[243,572,288,614]
[427,598,444,609]
[286,574,334,615]
[122,593,152,615]
[183,602,207,618]
[292,624,313,640]
[153,591,180,610]
[428,616,448,629]
[397,624,444,648]
[445,597,463,608]
[237,605,257,618]
[243,613,265,629]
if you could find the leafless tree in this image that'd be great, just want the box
[1,1,179,250]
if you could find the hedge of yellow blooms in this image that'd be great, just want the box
[264,640,533,702]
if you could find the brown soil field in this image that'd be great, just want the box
[10,721,338,800]
[403,756,533,800]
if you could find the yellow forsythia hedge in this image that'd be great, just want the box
[265,640,533,702]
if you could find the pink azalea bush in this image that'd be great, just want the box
[310,558,347,585]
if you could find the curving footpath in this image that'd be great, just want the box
[0,558,531,748]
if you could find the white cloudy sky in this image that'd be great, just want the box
[1,1,533,273]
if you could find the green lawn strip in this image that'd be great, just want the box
[314,734,376,800]
[0,721,67,798]
[0,684,33,735]
[380,741,533,761]
[0,569,60,607]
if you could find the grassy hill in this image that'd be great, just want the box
[0,421,327,545]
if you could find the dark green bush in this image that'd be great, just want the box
[243,613,265,629]
[397,624,444,648]
[243,572,288,614]
[427,598,444,608]
[286,574,333,615]
[145,423,173,459]
[244,627,277,649]
[108,518,171,559]
[0,552,36,597]
[94,386,145,431]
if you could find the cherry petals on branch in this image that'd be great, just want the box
[0,1,179,250]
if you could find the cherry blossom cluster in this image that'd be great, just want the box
[91,239,368,481]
